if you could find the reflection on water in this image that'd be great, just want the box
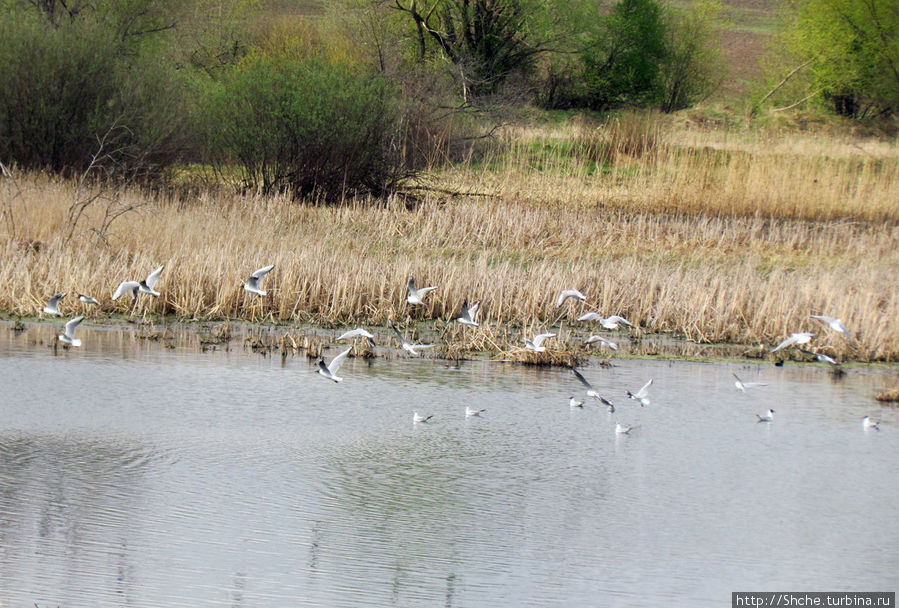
[0,321,897,607]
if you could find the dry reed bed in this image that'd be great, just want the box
[2,163,898,360]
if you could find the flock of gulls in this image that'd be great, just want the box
[38,267,883,433]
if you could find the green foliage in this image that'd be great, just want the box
[203,54,406,198]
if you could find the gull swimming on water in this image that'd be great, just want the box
[389,321,434,356]
[556,289,586,307]
[77,293,100,305]
[569,396,585,409]
[571,368,615,411]
[862,416,880,430]
[406,277,438,306]
[577,313,634,330]
[525,332,556,352]
[413,411,433,424]
[733,373,768,392]
[43,293,66,316]
[112,265,165,300]
[584,335,618,350]
[771,332,814,353]
[317,346,352,382]
[756,409,775,422]
[465,406,486,418]
[810,315,854,343]
[336,327,376,348]
[626,378,652,407]
[58,315,84,347]
[243,264,275,296]
[615,423,633,435]
[456,300,480,327]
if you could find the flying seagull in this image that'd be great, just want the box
[626,378,652,407]
[771,332,814,353]
[578,313,634,330]
[465,406,486,418]
[571,368,615,411]
[615,423,633,435]
[243,264,275,296]
[810,315,854,343]
[58,315,84,347]
[556,289,586,307]
[406,277,438,306]
[799,349,838,365]
[862,416,880,430]
[336,327,376,348]
[43,293,66,316]
[584,335,618,350]
[733,373,768,392]
[77,293,100,305]
[389,321,434,356]
[413,411,433,424]
[756,409,775,423]
[569,396,585,409]
[317,346,352,382]
[525,332,556,352]
[456,300,480,327]
[112,265,165,300]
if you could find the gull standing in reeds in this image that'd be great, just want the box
[525,332,556,352]
[615,423,633,435]
[389,321,434,356]
[862,416,880,430]
[569,396,585,409]
[584,335,618,350]
[58,315,84,347]
[465,406,486,418]
[413,411,433,424]
[243,264,275,296]
[572,368,615,411]
[626,378,652,407]
[456,300,480,327]
[77,293,100,305]
[406,277,438,306]
[771,332,814,353]
[336,327,376,348]
[733,373,768,392]
[556,289,586,307]
[43,293,66,316]
[317,346,352,382]
[578,313,634,330]
[113,265,165,300]
[810,315,854,343]
[756,409,775,422]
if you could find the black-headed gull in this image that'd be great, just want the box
[58,315,84,347]
[572,368,615,410]
[771,332,814,352]
[77,293,100,305]
[43,293,66,316]
[862,416,880,430]
[112,265,164,300]
[626,378,652,406]
[413,411,433,423]
[336,327,376,348]
[525,332,556,352]
[406,277,438,305]
[569,396,584,409]
[810,315,853,342]
[578,313,634,329]
[756,409,775,422]
[244,264,275,296]
[733,373,767,392]
[584,335,618,350]
[456,300,480,327]
[615,423,633,435]
[556,289,586,307]
[389,321,434,356]
[465,406,485,418]
[799,349,838,365]
[317,346,352,382]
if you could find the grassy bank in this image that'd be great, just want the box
[2,116,897,361]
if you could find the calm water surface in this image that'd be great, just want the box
[1,323,897,607]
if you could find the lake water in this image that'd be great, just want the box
[1,322,897,607]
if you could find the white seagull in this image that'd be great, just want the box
[799,349,838,365]
[525,332,556,352]
[615,423,633,435]
[862,416,880,430]
[569,396,585,409]
[112,265,165,300]
[756,409,775,422]
[810,315,854,342]
[572,368,615,411]
[413,411,433,424]
[336,327,376,348]
[584,335,618,350]
[406,277,438,306]
[771,332,814,353]
[456,300,480,327]
[465,406,486,418]
[317,346,352,382]
[578,313,634,330]
[389,321,434,356]
[556,289,586,307]
[243,264,275,296]
[626,378,652,407]
[77,293,100,305]
[43,293,66,316]
[58,315,84,347]
[733,373,768,392]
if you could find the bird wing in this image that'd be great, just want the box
[572,368,595,391]
[112,281,140,300]
[389,321,406,345]
[556,290,583,307]
[608,315,633,327]
[251,264,275,280]
[635,378,653,398]
[328,347,352,375]
[577,312,601,321]
[64,316,84,337]
[811,314,836,325]
[48,293,66,307]
[469,301,480,319]
[407,277,416,294]
[144,265,164,289]
[336,329,360,341]
[532,333,556,347]
[771,335,797,352]
[317,359,331,375]
[246,275,261,290]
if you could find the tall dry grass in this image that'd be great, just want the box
[1,116,898,360]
